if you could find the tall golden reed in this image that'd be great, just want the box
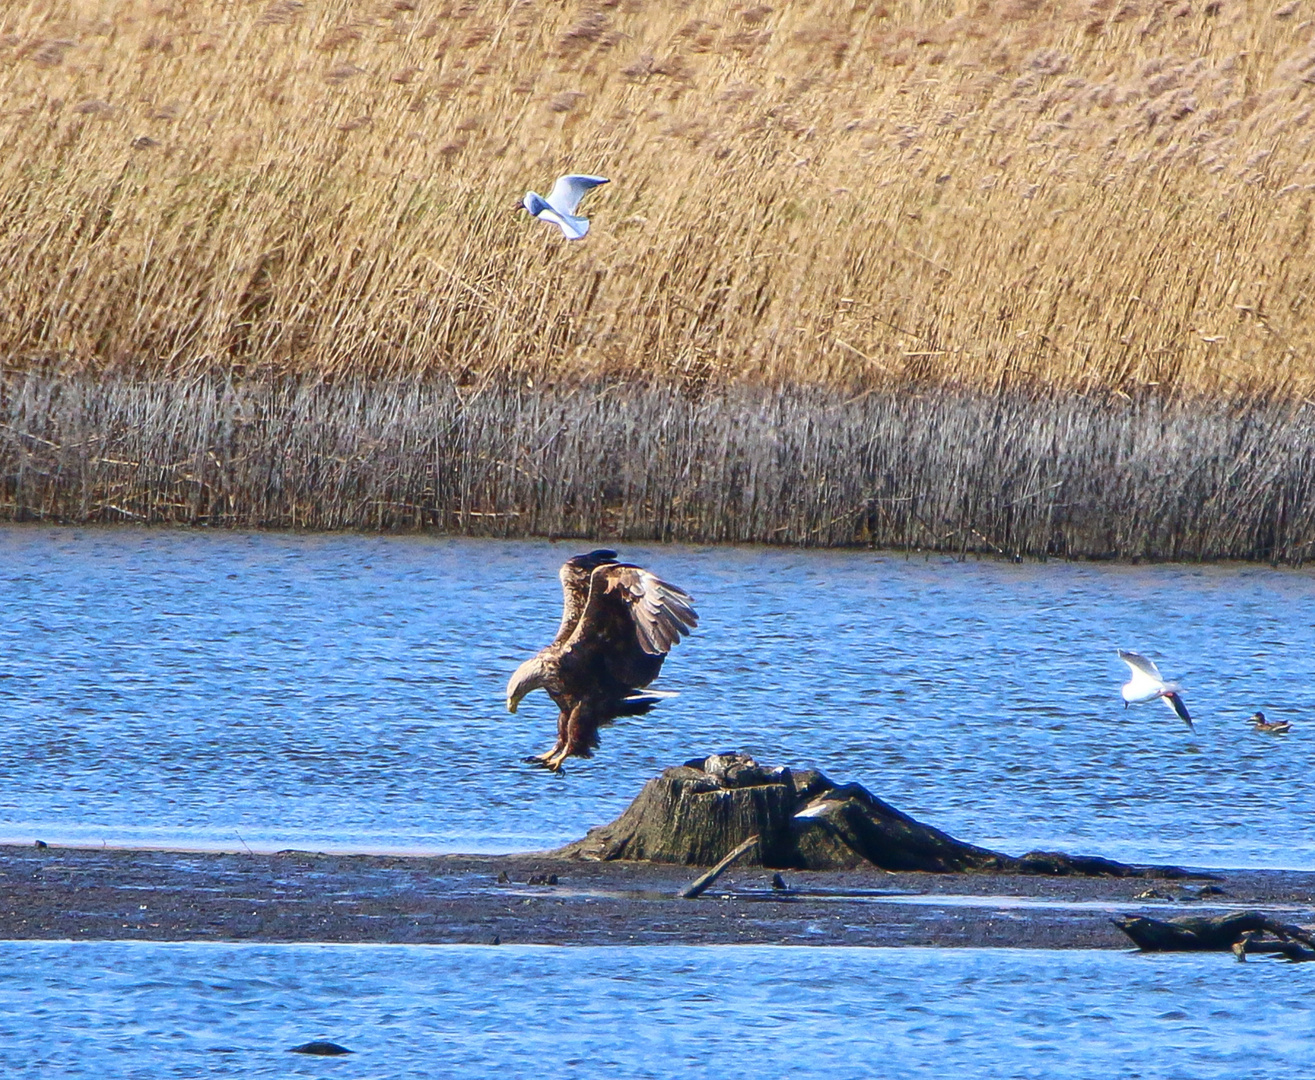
[1,0,1313,398]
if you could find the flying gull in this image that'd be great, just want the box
[520,174,609,240]
[1117,649,1194,730]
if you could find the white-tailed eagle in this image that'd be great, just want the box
[506,550,698,770]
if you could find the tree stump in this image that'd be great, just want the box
[552,755,801,866]
[553,753,1192,877]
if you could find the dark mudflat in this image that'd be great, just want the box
[3,845,1313,949]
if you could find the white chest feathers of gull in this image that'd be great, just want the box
[521,174,609,240]
[1117,649,1194,730]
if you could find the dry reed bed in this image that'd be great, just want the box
[4,371,1314,562]
[1,0,1314,396]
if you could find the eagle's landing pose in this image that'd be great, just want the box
[506,550,698,771]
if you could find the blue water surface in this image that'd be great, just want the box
[1,942,1312,1079]
[1,526,1313,866]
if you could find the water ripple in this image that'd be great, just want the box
[0,943,1311,1078]
[1,527,1313,866]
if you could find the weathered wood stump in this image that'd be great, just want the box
[553,753,1192,877]
[1114,913,1315,959]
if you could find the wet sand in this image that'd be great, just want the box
[4,845,1314,949]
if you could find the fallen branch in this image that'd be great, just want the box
[1114,912,1315,958]
[679,835,761,899]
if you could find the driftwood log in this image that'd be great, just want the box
[554,753,1193,877]
[1114,913,1315,960]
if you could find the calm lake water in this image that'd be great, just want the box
[1,942,1311,1079]
[1,526,1313,868]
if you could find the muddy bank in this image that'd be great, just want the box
[3,845,1312,950]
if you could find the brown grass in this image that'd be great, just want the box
[1,0,1313,397]
[6,370,1315,562]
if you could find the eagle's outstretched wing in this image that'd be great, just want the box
[553,549,618,645]
[562,563,698,690]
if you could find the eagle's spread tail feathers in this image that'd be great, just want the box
[614,690,679,717]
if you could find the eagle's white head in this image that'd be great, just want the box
[506,655,549,713]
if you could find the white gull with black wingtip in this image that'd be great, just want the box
[520,174,609,240]
[1117,649,1194,730]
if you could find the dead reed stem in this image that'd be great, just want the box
[5,371,1314,563]
[1,1,1314,397]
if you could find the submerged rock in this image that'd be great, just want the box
[554,753,1193,877]
[289,1041,354,1056]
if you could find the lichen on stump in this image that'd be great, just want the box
[553,753,1190,877]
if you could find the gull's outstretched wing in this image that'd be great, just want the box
[1117,650,1163,681]
[533,205,590,240]
[1162,692,1194,730]
[547,174,609,215]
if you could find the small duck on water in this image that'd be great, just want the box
[1249,711,1291,734]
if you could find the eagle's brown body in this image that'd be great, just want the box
[507,550,698,771]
